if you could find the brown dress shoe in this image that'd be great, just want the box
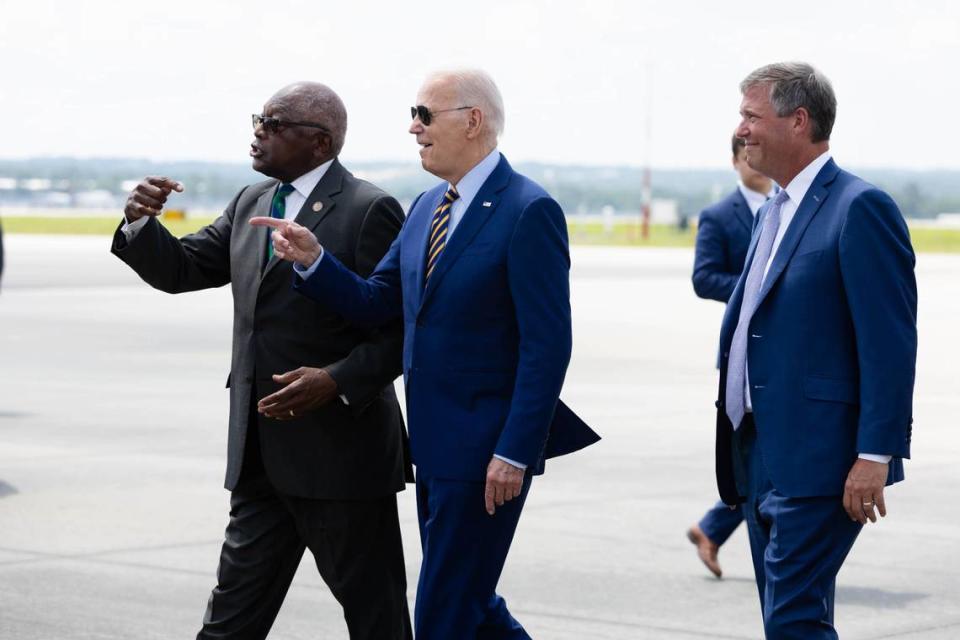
[687,525,722,578]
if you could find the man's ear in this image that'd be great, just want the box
[314,132,333,160]
[792,107,811,140]
[465,107,485,140]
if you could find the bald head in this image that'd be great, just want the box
[270,82,348,157]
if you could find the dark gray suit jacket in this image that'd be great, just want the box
[112,160,409,499]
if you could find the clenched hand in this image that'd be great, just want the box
[484,457,525,516]
[124,176,184,222]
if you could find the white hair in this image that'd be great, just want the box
[426,69,505,141]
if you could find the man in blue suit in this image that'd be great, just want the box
[716,62,917,638]
[687,135,776,578]
[252,69,599,639]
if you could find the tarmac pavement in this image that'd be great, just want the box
[1,234,958,639]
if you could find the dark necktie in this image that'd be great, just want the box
[267,183,295,260]
[425,186,459,283]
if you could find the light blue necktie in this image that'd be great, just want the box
[725,189,790,429]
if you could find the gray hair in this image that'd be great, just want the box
[428,69,505,141]
[279,82,348,157]
[740,62,836,143]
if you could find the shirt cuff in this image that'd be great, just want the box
[120,215,149,241]
[858,453,892,464]
[293,248,325,279]
[494,454,527,470]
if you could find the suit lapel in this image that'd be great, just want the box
[733,190,753,232]
[754,160,839,307]
[261,160,344,280]
[251,189,280,282]
[419,156,512,309]
[412,188,444,304]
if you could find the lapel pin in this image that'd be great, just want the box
[312,201,323,212]
[482,201,492,207]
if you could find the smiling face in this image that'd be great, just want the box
[408,77,475,184]
[250,88,329,183]
[735,84,798,184]
[732,145,772,194]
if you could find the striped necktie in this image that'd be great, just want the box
[425,186,459,283]
[267,183,295,260]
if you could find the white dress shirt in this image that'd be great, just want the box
[742,151,890,464]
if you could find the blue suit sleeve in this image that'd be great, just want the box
[495,197,572,466]
[839,189,917,458]
[692,210,739,302]
[294,229,404,328]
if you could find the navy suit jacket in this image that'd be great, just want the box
[715,159,917,503]
[296,155,599,481]
[692,188,754,303]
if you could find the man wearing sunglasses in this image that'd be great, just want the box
[253,69,599,639]
[111,82,412,639]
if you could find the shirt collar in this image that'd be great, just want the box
[781,150,832,207]
[290,158,335,198]
[737,181,774,216]
[450,148,501,208]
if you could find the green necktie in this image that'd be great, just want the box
[267,183,295,260]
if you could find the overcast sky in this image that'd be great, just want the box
[2,0,958,169]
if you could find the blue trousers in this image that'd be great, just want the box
[413,474,533,640]
[698,500,744,546]
[733,416,862,640]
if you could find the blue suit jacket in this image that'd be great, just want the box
[692,189,754,303]
[715,159,917,502]
[296,155,599,481]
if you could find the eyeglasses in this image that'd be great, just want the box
[252,114,331,135]
[409,105,473,126]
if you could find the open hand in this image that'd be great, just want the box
[249,217,321,267]
[257,367,339,420]
[843,458,889,524]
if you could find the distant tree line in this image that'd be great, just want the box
[1,158,958,219]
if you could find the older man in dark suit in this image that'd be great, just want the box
[112,82,412,639]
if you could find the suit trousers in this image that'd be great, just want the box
[732,415,862,640]
[196,416,412,640]
[413,474,533,640]
[698,500,744,547]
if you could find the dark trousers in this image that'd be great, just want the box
[733,415,862,640]
[698,499,744,546]
[197,419,412,640]
[413,474,533,640]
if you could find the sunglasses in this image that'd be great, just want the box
[409,105,473,126]
[252,114,331,135]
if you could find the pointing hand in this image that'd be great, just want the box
[249,217,322,267]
